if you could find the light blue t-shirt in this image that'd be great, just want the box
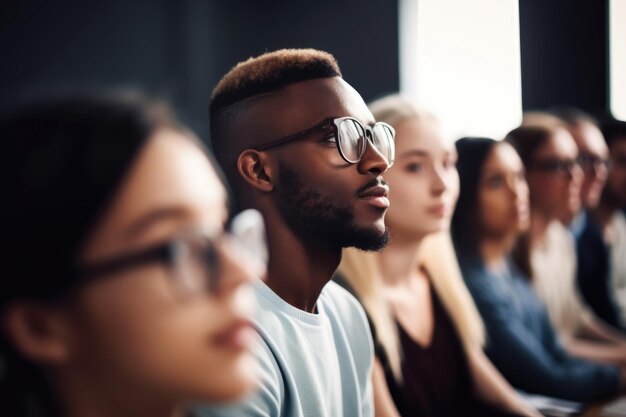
[195,280,374,417]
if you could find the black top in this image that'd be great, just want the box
[575,211,626,332]
[392,284,521,417]
[334,274,522,417]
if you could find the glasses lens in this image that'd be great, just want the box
[170,210,267,297]
[337,119,367,163]
[371,123,395,165]
[230,209,268,267]
[170,235,217,294]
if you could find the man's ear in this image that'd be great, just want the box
[2,301,71,365]
[237,150,276,192]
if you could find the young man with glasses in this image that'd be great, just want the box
[507,115,626,368]
[545,108,626,360]
[576,119,626,334]
[546,110,616,329]
[196,49,395,417]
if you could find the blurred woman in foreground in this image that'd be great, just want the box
[0,93,262,417]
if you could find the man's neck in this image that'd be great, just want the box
[264,223,341,313]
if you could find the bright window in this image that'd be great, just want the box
[610,0,626,120]
[400,0,522,140]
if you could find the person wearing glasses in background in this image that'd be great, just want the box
[505,113,626,366]
[578,119,626,334]
[196,49,395,417]
[452,137,624,403]
[0,92,264,417]
[551,108,626,341]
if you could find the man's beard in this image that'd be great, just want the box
[277,165,389,251]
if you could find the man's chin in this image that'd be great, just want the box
[344,227,390,252]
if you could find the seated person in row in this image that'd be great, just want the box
[198,48,395,417]
[337,95,539,417]
[453,137,624,402]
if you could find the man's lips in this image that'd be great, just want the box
[358,185,389,198]
[356,178,389,197]
[357,181,390,208]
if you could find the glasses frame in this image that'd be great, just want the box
[73,208,267,296]
[74,230,222,294]
[578,152,611,172]
[528,157,581,177]
[253,116,395,166]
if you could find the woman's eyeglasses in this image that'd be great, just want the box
[253,116,396,167]
[74,209,266,297]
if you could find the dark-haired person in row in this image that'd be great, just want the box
[197,49,395,417]
[508,114,626,365]
[548,108,626,355]
[578,119,626,332]
[453,137,624,403]
[0,93,262,417]
[506,112,626,365]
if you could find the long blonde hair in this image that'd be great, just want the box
[338,94,486,382]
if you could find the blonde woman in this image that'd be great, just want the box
[336,95,539,417]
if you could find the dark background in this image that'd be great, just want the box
[0,0,613,144]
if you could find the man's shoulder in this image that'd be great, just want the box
[319,281,369,326]
[317,280,373,358]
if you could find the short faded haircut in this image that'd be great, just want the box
[211,49,341,115]
[209,49,342,187]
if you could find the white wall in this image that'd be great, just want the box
[400,0,522,141]
[611,0,626,121]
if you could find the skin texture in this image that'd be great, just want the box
[7,129,259,417]
[236,76,391,312]
[478,143,530,243]
[478,142,530,271]
[525,128,582,227]
[383,117,459,242]
[569,121,609,209]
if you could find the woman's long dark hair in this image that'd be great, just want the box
[0,92,180,417]
[450,137,499,263]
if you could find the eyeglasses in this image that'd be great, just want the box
[74,209,266,297]
[253,116,396,166]
[578,153,610,172]
[528,157,580,177]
